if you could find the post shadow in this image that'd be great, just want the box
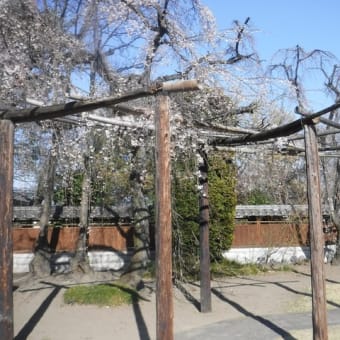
[15,283,63,340]
[174,280,200,312]
[240,275,340,309]
[211,288,298,340]
[107,283,151,340]
[132,301,151,340]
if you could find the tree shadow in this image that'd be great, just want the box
[211,278,276,289]
[292,268,340,285]
[224,275,340,310]
[15,282,65,340]
[234,276,310,297]
[16,280,152,340]
[272,278,340,309]
[211,287,298,339]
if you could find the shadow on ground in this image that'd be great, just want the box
[14,279,152,340]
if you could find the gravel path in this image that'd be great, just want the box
[13,264,340,339]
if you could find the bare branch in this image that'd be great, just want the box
[194,120,258,135]
[228,17,254,63]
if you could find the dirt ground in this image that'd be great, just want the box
[13,263,340,340]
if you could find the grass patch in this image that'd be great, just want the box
[210,259,268,278]
[210,259,294,278]
[278,264,294,271]
[64,283,139,307]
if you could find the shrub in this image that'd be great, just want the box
[208,155,237,261]
[172,152,236,278]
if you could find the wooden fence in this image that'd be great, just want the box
[13,221,338,253]
[232,222,337,248]
[13,225,134,253]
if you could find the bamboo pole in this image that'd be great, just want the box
[304,122,328,340]
[0,120,14,339]
[155,94,173,340]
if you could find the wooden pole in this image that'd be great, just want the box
[198,152,212,313]
[155,94,173,340]
[304,122,328,340]
[0,120,14,339]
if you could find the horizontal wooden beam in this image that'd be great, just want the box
[0,80,199,124]
[210,101,340,146]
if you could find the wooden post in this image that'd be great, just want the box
[0,120,14,340]
[304,122,328,340]
[155,95,173,340]
[198,151,212,313]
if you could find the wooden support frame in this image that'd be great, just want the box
[0,120,14,339]
[155,94,173,340]
[1,80,199,123]
[198,151,212,313]
[2,79,334,339]
[0,80,199,340]
[304,122,328,340]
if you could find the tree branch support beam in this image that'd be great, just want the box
[304,122,328,340]
[198,151,212,313]
[0,120,14,340]
[155,94,173,340]
[1,80,199,123]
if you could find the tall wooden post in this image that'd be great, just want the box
[0,120,14,340]
[304,122,328,340]
[198,151,212,313]
[155,95,173,340]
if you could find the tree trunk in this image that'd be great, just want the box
[71,155,92,273]
[31,131,58,276]
[70,50,97,274]
[120,146,151,289]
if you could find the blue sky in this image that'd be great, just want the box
[203,0,340,62]
[73,1,340,110]
[202,1,340,110]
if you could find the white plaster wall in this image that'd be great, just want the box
[223,247,311,265]
[224,245,337,265]
[13,251,129,273]
[13,253,34,273]
[14,245,337,273]
[88,251,128,271]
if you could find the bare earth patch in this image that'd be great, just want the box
[287,282,340,313]
[274,326,340,340]
[13,264,340,339]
